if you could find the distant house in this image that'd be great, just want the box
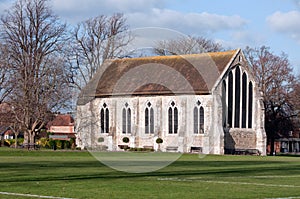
[0,103,15,145]
[3,129,14,140]
[268,128,300,154]
[0,126,12,144]
[47,114,75,141]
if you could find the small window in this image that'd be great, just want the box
[100,103,109,133]
[239,55,243,62]
[194,101,204,134]
[168,101,178,134]
[122,103,131,134]
[145,102,154,134]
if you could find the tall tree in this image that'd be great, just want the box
[156,35,223,55]
[69,13,132,90]
[0,43,12,103]
[244,46,298,154]
[290,75,300,131]
[0,0,71,149]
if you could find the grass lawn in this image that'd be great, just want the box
[0,148,299,199]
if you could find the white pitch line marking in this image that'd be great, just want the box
[227,175,300,179]
[0,191,76,199]
[157,177,300,188]
[265,197,300,199]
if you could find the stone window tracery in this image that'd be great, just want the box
[225,64,253,129]
[122,103,131,134]
[168,101,178,134]
[194,100,204,134]
[145,102,154,134]
[100,103,109,133]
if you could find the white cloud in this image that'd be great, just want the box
[231,31,265,46]
[1,0,247,38]
[267,11,300,43]
[51,0,165,23]
[50,0,247,34]
[47,0,250,39]
[127,9,247,35]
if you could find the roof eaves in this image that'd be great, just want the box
[210,49,240,92]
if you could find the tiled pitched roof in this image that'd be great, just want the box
[78,49,239,105]
[47,114,74,127]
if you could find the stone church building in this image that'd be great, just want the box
[76,49,267,155]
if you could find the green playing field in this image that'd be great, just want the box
[0,148,299,199]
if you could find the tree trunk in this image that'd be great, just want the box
[29,131,36,149]
[270,137,275,156]
[14,134,17,148]
[23,131,29,149]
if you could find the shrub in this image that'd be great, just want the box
[65,141,71,149]
[7,139,15,146]
[37,138,49,148]
[48,139,56,150]
[156,138,163,144]
[128,147,154,152]
[17,138,24,145]
[122,137,129,143]
[4,140,11,147]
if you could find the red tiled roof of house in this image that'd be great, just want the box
[47,114,74,127]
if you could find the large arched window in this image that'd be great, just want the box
[228,71,233,128]
[226,63,254,129]
[248,82,253,128]
[194,100,204,134]
[100,103,109,133]
[145,102,154,134]
[242,73,247,128]
[234,66,241,128]
[122,103,131,134]
[168,101,178,134]
[222,80,227,127]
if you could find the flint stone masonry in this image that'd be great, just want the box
[76,49,267,155]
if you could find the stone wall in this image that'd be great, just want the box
[225,129,257,150]
[77,94,215,153]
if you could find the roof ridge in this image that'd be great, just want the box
[114,49,239,62]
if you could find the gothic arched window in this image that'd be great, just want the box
[234,66,241,128]
[226,63,254,129]
[200,106,204,133]
[145,102,154,134]
[194,100,204,134]
[248,82,253,128]
[122,103,131,134]
[242,73,247,128]
[228,71,233,128]
[100,103,109,133]
[168,101,178,134]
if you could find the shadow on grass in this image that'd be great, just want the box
[0,158,299,183]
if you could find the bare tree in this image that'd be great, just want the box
[290,75,300,111]
[0,43,12,103]
[69,13,132,90]
[0,0,71,149]
[244,46,298,154]
[156,35,223,55]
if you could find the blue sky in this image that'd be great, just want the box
[0,0,300,74]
